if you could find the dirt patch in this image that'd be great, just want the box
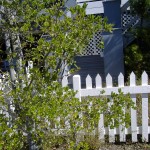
[99,143,150,150]
[52,143,150,150]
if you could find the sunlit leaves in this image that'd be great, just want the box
[0,0,113,149]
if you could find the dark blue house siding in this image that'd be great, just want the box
[73,55,105,87]
[103,29,124,80]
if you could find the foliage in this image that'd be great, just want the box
[129,0,150,27]
[100,89,135,129]
[124,28,150,78]
[125,44,143,77]
[125,0,150,77]
[0,0,134,149]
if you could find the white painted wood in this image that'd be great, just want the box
[86,74,92,89]
[108,97,115,143]
[62,76,68,87]
[118,73,125,142]
[142,72,148,142]
[96,74,102,88]
[80,86,150,97]
[73,75,82,128]
[142,93,148,142]
[106,74,112,88]
[98,114,104,141]
[119,124,126,142]
[130,72,136,86]
[105,126,150,136]
[109,127,115,143]
[73,75,81,100]
[118,73,124,87]
[131,94,137,142]
[142,71,148,86]
[130,72,137,142]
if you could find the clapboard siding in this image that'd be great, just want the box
[69,55,105,88]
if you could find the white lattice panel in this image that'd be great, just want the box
[122,10,140,33]
[81,31,103,56]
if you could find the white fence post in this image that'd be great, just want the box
[130,72,137,142]
[142,71,148,142]
[106,74,115,143]
[118,73,126,142]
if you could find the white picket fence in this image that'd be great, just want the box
[62,72,150,143]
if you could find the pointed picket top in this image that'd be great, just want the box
[142,71,148,85]
[106,73,112,87]
[130,72,136,86]
[118,73,124,87]
[73,75,81,91]
[86,74,92,89]
[62,76,68,87]
[95,74,102,88]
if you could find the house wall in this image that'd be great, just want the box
[103,29,124,80]
[103,0,124,79]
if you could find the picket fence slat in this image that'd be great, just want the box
[118,73,124,87]
[130,72,136,86]
[98,114,104,141]
[86,74,92,89]
[130,72,137,142]
[142,72,149,142]
[142,71,148,85]
[118,73,126,142]
[142,94,148,142]
[62,76,68,87]
[106,75,115,142]
[106,74,112,88]
[73,75,81,100]
[131,94,137,142]
[96,74,102,88]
